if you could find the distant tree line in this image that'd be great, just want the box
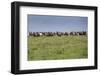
[28,31,87,37]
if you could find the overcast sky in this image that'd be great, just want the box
[28,15,88,32]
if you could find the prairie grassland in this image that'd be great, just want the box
[28,36,88,61]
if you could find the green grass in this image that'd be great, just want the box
[28,36,88,61]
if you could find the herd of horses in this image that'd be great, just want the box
[28,31,87,37]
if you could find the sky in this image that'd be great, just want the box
[28,15,88,32]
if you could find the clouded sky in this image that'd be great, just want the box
[28,15,88,32]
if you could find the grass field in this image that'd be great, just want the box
[28,36,88,61]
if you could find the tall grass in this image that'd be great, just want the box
[28,36,88,61]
